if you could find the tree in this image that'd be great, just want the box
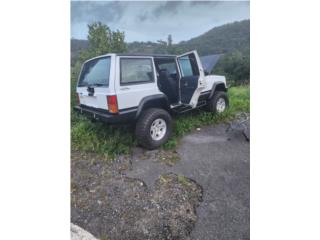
[214,50,250,85]
[156,40,167,46]
[111,30,127,53]
[167,34,172,47]
[87,22,112,56]
[166,34,182,55]
[78,22,127,62]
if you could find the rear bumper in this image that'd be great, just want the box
[74,105,137,123]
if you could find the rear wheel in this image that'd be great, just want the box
[135,108,172,149]
[207,91,229,114]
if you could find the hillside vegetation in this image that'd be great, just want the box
[71,39,88,65]
[71,20,250,84]
[71,20,249,56]
[126,20,249,56]
[178,20,249,55]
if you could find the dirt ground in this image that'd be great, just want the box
[71,119,249,240]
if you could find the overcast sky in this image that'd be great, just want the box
[71,1,250,43]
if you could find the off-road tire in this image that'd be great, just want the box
[207,91,229,114]
[135,108,172,149]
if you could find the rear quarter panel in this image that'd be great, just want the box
[115,56,162,110]
[202,75,226,92]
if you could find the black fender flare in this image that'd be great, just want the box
[135,94,170,120]
[209,82,228,99]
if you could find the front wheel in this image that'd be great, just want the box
[135,108,172,149]
[206,91,229,114]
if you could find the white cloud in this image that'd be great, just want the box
[71,1,250,42]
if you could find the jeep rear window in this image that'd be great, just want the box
[120,58,154,85]
[78,57,111,87]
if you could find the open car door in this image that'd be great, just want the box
[177,50,206,108]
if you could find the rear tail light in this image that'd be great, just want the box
[107,95,119,114]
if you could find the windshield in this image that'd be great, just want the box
[78,57,111,87]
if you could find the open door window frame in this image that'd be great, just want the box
[176,50,206,107]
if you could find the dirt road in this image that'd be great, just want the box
[126,124,250,240]
[71,122,249,240]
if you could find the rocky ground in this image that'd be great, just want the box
[71,117,250,240]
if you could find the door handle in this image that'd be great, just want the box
[120,87,130,90]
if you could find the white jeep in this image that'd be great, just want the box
[75,50,228,149]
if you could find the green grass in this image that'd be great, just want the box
[162,85,249,149]
[71,73,249,159]
[177,175,193,187]
[71,70,135,158]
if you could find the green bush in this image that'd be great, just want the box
[214,50,250,86]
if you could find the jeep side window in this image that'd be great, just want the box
[120,58,154,85]
[178,54,200,77]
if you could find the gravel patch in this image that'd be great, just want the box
[71,155,203,240]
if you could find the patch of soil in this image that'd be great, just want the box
[71,154,202,240]
[130,147,181,167]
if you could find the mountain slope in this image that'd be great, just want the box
[125,20,249,55]
[71,19,249,59]
[177,20,249,55]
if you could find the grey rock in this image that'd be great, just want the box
[71,223,98,240]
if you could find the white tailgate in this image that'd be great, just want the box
[76,54,116,110]
[77,87,111,110]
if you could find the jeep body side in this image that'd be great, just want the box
[74,50,228,149]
